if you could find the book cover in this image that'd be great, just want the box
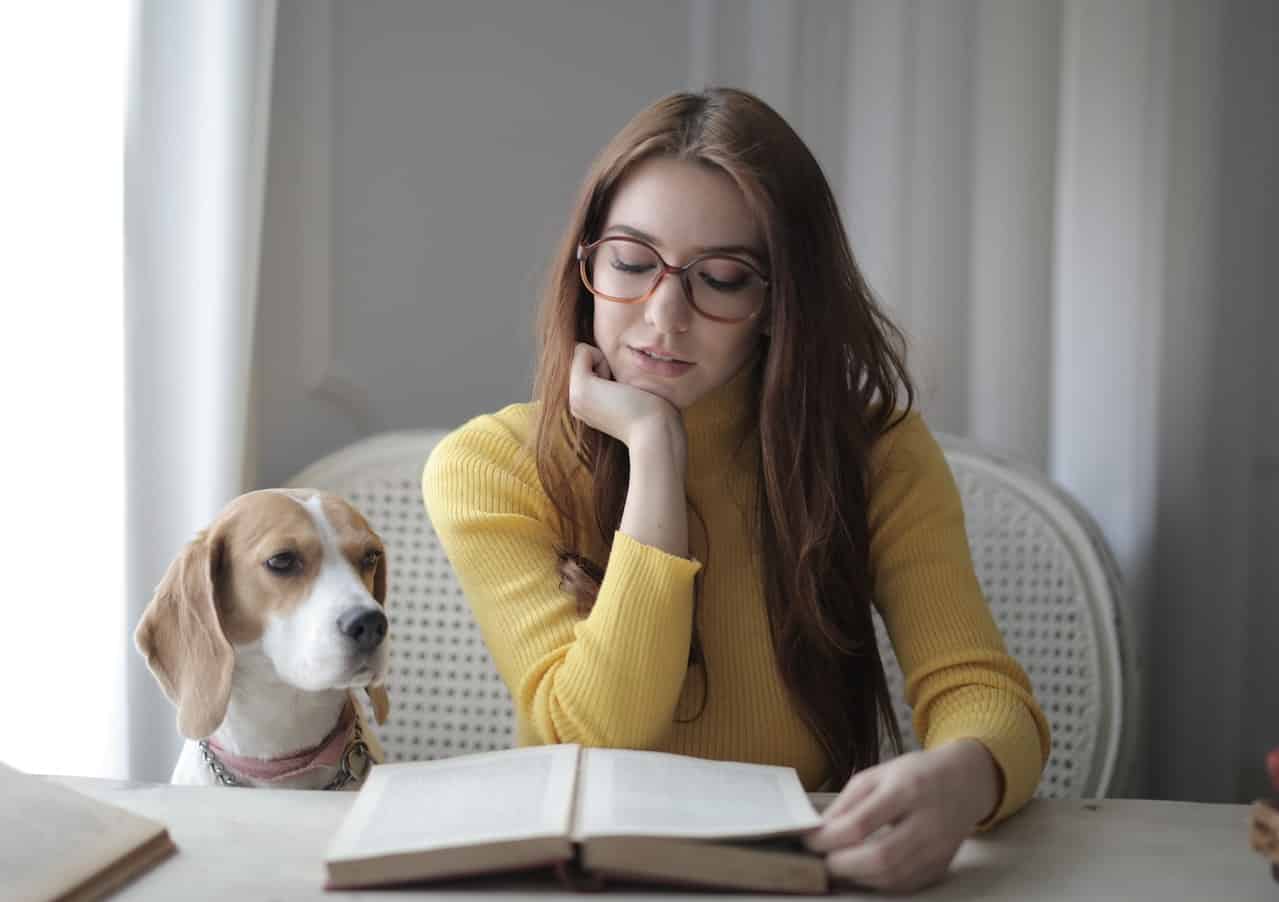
[1,762,176,902]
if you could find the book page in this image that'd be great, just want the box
[328,744,580,861]
[572,748,821,841]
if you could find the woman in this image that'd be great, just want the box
[423,87,1049,892]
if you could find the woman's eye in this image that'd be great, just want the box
[609,254,654,274]
[265,552,300,574]
[699,271,749,292]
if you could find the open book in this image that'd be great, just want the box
[1,761,176,902]
[325,744,828,894]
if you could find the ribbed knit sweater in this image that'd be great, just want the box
[422,363,1050,828]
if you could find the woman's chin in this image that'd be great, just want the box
[622,375,687,409]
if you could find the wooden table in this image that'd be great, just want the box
[52,776,1273,900]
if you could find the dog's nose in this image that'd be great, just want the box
[337,608,388,652]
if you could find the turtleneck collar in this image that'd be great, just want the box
[681,349,762,481]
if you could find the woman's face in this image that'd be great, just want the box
[590,157,768,410]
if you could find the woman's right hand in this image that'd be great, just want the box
[568,343,685,456]
[569,342,690,557]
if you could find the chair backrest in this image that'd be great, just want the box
[290,429,1131,799]
[874,433,1130,799]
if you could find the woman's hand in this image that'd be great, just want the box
[805,739,1003,893]
[568,343,684,456]
[569,343,690,557]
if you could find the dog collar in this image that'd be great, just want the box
[199,699,372,789]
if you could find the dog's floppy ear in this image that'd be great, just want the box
[134,529,234,740]
[366,684,390,725]
[372,541,388,606]
[366,540,391,724]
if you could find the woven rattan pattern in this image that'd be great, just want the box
[333,473,517,762]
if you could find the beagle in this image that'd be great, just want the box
[135,488,392,789]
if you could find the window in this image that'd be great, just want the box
[0,3,128,778]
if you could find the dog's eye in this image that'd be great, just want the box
[360,550,383,570]
[265,552,301,574]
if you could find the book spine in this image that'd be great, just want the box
[552,854,606,893]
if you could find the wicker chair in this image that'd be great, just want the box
[288,429,1132,799]
[876,434,1132,800]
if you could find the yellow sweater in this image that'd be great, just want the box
[422,365,1051,828]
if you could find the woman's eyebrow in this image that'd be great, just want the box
[603,223,766,263]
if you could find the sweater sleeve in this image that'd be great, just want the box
[422,414,702,750]
[868,413,1051,829]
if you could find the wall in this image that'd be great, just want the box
[257,0,693,488]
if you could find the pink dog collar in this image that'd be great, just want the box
[206,700,358,783]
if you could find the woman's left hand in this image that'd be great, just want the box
[804,738,1002,893]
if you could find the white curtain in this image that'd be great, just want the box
[694,0,1277,803]
[0,4,128,779]
[125,0,278,781]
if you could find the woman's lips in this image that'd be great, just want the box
[630,345,695,377]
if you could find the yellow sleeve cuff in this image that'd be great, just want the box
[600,530,703,601]
[923,684,1051,830]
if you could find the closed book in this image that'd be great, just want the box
[1,761,176,902]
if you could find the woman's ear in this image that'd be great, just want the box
[134,529,235,739]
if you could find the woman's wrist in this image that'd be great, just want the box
[942,738,1004,826]
[625,411,687,478]
[619,413,689,557]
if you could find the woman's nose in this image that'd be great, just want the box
[644,273,693,334]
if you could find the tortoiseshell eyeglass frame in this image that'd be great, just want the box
[577,235,771,324]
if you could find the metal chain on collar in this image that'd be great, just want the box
[198,717,371,791]
[197,739,243,787]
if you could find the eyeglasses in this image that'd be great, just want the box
[577,236,770,324]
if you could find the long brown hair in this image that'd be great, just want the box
[532,88,912,787]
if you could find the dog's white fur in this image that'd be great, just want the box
[136,489,391,789]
